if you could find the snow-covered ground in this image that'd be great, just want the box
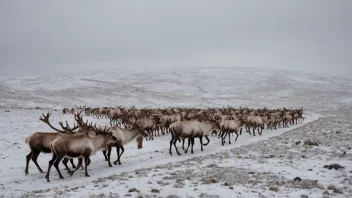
[0,67,351,197]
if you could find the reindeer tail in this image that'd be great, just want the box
[25,135,32,144]
[169,125,174,136]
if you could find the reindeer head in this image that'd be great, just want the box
[203,111,221,132]
[235,113,248,125]
[90,124,117,147]
[121,112,148,138]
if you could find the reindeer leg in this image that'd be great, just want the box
[199,137,203,152]
[185,138,191,154]
[114,147,120,165]
[203,135,210,146]
[240,128,242,135]
[257,126,260,135]
[74,158,83,174]
[69,158,83,176]
[25,151,32,175]
[81,157,89,170]
[62,158,72,173]
[228,132,231,144]
[221,132,227,146]
[31,151,44,174]
[45,153,56,182]
[173,137,181,155]
[169,134,174,156]
[235,132,239,141]
[146,131,149,141]
[70,158,76,169]
[102,150,108,161]
[151,130,154,140]
[107,146,112,167]
[84,155,90,177]
[253,126,256,136]
[247,125,252,135]
[118,146,124,165]
[147,130,151,140]
[53,154,65,180]
[217,131,222,139]
[191,137,197,154]
[182,138,186,150]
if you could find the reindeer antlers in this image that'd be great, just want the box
[121,112,141,128]
[58,120,79,132]
[74,113,86,126]
[91,123,112,136]
[39,112,69,133]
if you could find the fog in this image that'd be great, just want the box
[0,0,351,74]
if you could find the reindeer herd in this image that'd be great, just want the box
[26,106,305,182]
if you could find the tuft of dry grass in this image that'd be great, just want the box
[327,185,343,194]
[166,195,180,198]
[269,186,280,192]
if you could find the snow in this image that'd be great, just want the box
[1,67,351,110]
[0,67,351,197]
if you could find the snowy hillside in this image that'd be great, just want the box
[1,67,351,111]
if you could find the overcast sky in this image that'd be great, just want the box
[0,0,351,74]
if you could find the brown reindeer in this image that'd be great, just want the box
[220,114,247,145]
[169,112,220,155]
[25,112,81,175]
[45,124,117,182]
[62,108,70,114]
[103,113,148,165]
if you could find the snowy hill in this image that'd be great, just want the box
[0,67,351,111]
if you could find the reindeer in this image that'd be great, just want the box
[169,112,220,155]
[62,108,70,114]
[84,107,92,116]
[96,107,109,119]
[108,107,124,126]
[25,113,81,175]
[220,114,247,145]
[246,113,264,136]
[293,108,305,124]
[69,108,75,114]
[104,113,148,165]
[282,110,294,127]
[45,125,117,182]
[260,111,270,129]
[267,112,281,130]
[157,114,182,134]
